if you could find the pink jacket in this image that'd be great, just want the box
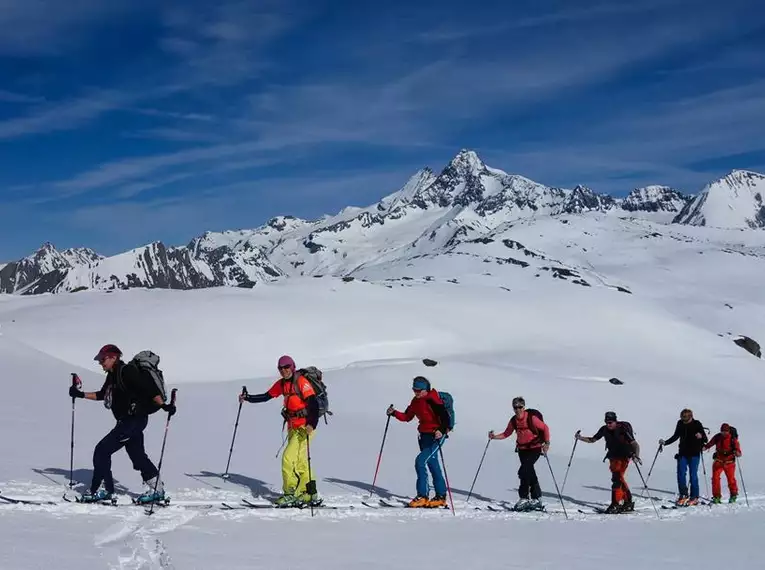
[502,412,550,450]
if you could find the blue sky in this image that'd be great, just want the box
[1,0,763,259]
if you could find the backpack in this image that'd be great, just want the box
[616,421,635,447]
[511,409,544,444]
[128,351,168,414]
[438,391,455,431]
[722,426,739,455]
[294,366,332,424]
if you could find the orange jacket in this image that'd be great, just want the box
[266,375,316,429]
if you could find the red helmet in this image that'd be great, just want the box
[94,344,122,362]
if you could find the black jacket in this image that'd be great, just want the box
[663,419,707,457]
[95,361,161,420]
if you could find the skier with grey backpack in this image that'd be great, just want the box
[68,344,176,505]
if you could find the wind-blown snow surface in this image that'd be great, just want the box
[0,270,764,569]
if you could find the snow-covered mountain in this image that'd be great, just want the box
[674,170,765,229]
[2,151,762,295]
[621,185,690,213]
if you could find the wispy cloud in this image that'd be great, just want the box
[0,89,45,104]
[0,90,133,139]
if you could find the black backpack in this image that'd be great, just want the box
[511,409,545,445]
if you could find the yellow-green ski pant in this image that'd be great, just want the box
[282,427,315,495]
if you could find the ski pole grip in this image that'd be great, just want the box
[170,388,177,405]
[242,385,248,396]
[71,373,82,389]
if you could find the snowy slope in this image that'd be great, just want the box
[675,170,765,229]
[0,242,764,569]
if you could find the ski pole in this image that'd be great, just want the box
[633,459,660,519]
[560,436,578,496]
[148,388,177,516]
[737,458,749,506]
[223,386,247,479]
[368,411,392,498]
[305,428,316,518]
[69,373,82,488]
[700,452,710,500]
[438,443,455,516]
[466,438,491,503]
[275,431,287,458]
[544,451,568,520]
[640,443,662,498]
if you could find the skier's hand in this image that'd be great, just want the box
[542,442,550,455]
[305,425,314,435]
[488,430,495,440]
[736,451,742,457]
[239,392,249,403]
[574,430,581,440]
[69,385,84,399]
[161,403,176,417]
[633,456,642,465]
[695,433,703,439]
[386,405,395,416]
[658,439,665,446]
[435,430,443,440]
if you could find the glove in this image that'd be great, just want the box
[386,405,395,416]
[633,456,642,465]
[161,403,176,417]
[658,439,665,446]
[69,386,84,399]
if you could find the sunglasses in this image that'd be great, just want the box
[513,405,524,410]
[278,365,292,371]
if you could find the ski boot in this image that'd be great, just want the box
[526,499,545,512]
[511,498,530,512]
[619,500,635,513]
[78,489,115,504]
[297,493,323,508]
[134,477,167,505]
[711,496,722,504]
[274,494,298,508]
[603,502,621,514]
[675,495,689,507]
[427,495,447,509]
[407,496,430,508]
[729,495,737,504]
[686,497,699,506]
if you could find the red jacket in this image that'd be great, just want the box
[501,412,550,450]
[393,390,449,434]
[704,433,741,462]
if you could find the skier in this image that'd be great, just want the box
[387,376,450,508]
[68,344,176,504]
[658,408,707,506]
[575,411,641,513]
[488,396,550,511]
[703,423,741,503]
[239,355,320,507]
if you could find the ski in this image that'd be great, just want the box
[0,494,58,506]
[240,498,354,511]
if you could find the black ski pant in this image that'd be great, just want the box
[91,415,158,494]
[518,449,542,499]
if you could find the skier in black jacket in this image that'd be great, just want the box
[659,408,707,506]
[68,344,176,504]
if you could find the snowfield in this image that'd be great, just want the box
[1,213,764,569]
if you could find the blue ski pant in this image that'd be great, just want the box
[91,415,158,493]
[677,454,700,498]
[415,433,446,498]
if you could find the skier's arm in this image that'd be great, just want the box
[244,392,274,403]
[491,418,515,440]
[244,380,281,404]
[703,434,717,451]
[631,440,641,459]
[576,426,605,443]
[661,421,681,446]
[77,379,110,401]
[392,404,415,422]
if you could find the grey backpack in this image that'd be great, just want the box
[129,351,168,405]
